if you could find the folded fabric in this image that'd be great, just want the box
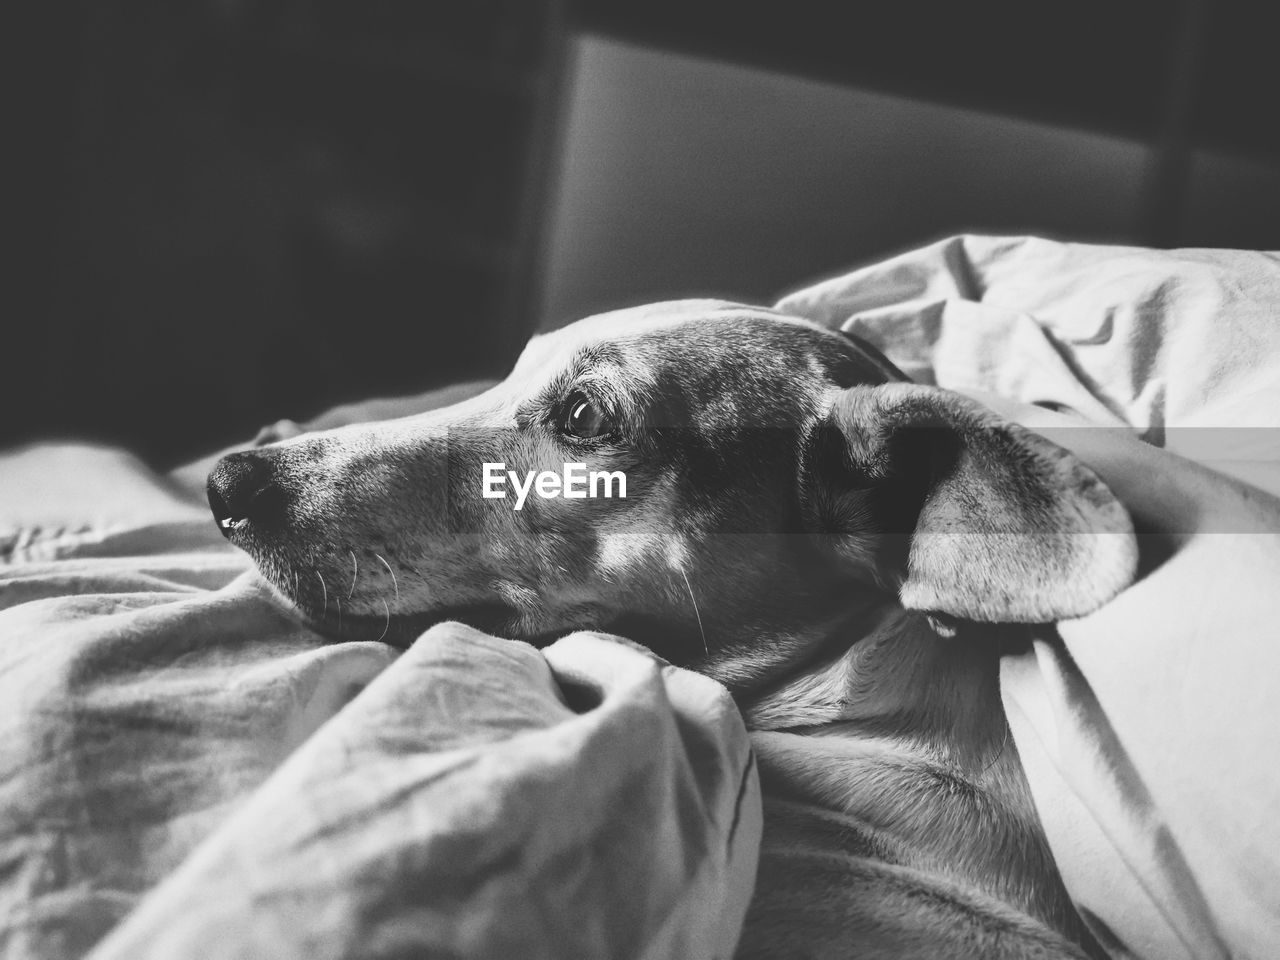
[85,625,760,960]
[778,234,1280,446]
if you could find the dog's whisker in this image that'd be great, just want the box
[316,570,328,613]
[979,719,1012,777]
[335,596,343,638]
[375,553,399,604]
[678,566,710,661]
[348,551,359,600]
[376,598,391,644]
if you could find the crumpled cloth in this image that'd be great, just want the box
[777,234,1280,960]
[86,626,760,960]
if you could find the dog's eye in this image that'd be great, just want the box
[561,390,616,441]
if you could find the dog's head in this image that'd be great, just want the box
[208,301,1135,694]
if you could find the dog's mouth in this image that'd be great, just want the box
[245,567,513,648]
[297,601,518,649]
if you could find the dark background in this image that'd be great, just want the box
[11,0,1279,466]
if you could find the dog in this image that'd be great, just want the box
[208,300,1137,958]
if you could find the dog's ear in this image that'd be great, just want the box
[800,383,1137,622]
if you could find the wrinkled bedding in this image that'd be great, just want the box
[3,234,1279,959]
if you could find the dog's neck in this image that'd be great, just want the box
[744,605,1004,744]
[739,608,1089,945]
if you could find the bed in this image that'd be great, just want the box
[3,235,1279,958]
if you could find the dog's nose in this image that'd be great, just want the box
[207,450,288,537]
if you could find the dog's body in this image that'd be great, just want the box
[744,618,1094,958]
[208,301,1136,958]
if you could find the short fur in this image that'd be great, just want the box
[208,301,1137,958]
